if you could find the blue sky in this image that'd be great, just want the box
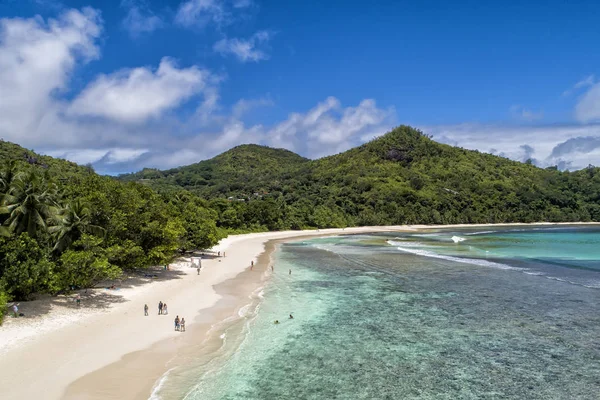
[1,0,600,174]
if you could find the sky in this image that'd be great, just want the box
[1,0,600,174]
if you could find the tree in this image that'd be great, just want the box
[56,235,121,289]
[0,160,19,203]
[0,171,57,238]
[49,199,105,253]
[0,234,55,299]
[181,203,220,250]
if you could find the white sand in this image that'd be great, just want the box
[0,223,592,399]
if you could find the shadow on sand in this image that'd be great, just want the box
[6,257,202,320]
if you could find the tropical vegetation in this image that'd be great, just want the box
[121,126,600,228]
[0,141,221,322]
[3,125,600,321]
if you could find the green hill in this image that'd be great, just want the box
[0,139,92,178]
[119,126,600,228]
[119,144,309,196]
[0,141,221,317]
[3,126,600,317]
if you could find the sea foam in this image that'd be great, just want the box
[387,240,524,271]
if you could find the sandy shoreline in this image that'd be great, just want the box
[0,222,596,399]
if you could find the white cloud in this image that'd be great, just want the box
[46,149,110,165]
[175,0,228,28]
[121,0,163,37]
[106,148,150,164]
[46,148,149,165]
[263,97,395,156]
[68,57,214,123]
[14,7,600,177]
[422,122,600,170]
[575,82,600,123]
[0,7,101,147]
[213,30,272,62]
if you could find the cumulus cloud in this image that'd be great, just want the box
[121,0,163,37]
[213,30,272,62]
[0,7,102,147]
[423,123,600,170]
[13,6,600,177]
[68,57,214,123]
[520,144,536,162]
[47,148,149,165]
[549,136,600,159]
[174,0,228,28]
[264,97,395,156]
[0,7,396,174]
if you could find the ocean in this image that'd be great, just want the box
[154,226,600,399]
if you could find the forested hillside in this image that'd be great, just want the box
[4,126,600,322]
[120,126,600,228]
[0,140,222,321]
[120,144,308,196]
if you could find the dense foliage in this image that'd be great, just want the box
[120,126,600,229]
[3,125,600,321]
[0,141,222,322]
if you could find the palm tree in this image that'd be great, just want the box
[49,199,105,253]
[0,159,19,206]
[0,171,57,238]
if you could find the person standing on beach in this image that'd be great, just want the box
[180,318,186,332]
[144,304,149,316]
[158,301,163,315]
[12,304,18,317]
[251,260,254,270]
[163,303,168,315]
[197,266,200,275]
[175,316,180,331]
[271,265,274,272]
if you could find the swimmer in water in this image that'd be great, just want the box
[289,314,294,319]
[274,320,279,324]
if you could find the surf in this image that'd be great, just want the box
[386,240,524,271]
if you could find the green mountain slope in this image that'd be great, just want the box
[0,141,222,315]
[120,126,600,227]
[0,139,92,178]
[119,144,309,196]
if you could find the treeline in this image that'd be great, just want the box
[0,152,222,322]
[4,125,600,321]
[122,126,600,228]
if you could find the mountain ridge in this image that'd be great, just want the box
[117,126,600,226]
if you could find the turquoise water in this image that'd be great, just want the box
[160,226,600,399]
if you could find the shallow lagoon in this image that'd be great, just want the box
[164,227,600,399]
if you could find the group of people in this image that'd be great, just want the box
[157,301,168,315]
[274,314,294,324]
[142,302,186,333]
[174,315,186,331]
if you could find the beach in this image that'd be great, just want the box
[0,223,595,399]
[0,226,406,399]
